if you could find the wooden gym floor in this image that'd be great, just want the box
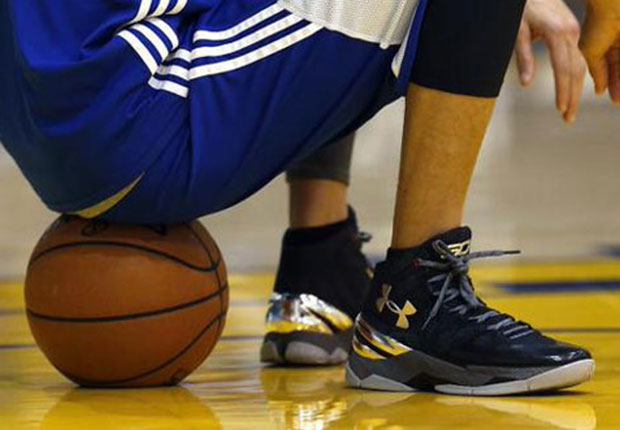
[1,259,620,429]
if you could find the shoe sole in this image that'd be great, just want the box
[346,349,595,396]
[260,330,352,366]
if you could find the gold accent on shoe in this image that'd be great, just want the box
[265,320,333,335]
[376,284,416,329]
[265,293,353,335]
[352,335,385,361]
[354,316,412,358]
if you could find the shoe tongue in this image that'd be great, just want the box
[388,226,472,262]
[426,226,472,258]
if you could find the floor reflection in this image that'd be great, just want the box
[258,365,596,430]
[40,388,221,430]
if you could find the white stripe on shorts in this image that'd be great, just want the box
[168,0,188,15]
[190,23,322,79]
[148,76,189,97]
[157,63,190,81]
[118,30,158,74]
[167,49,192,63]
[151,23,322,97]
[123,5,323,98]
[169,14,303,63]
[156,22,321,81]
[192,14,304,58]
[148,18,180,49]
[132,24,170,60]
[129,0,153,25]
[193,3,284,42]
[150,0,171,17]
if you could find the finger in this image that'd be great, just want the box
[516,23,535,86]
[564,47,587,123]
[548,37,571,113]
[580,14,616,94]
[606,48,620,103]
[589,57,610,95]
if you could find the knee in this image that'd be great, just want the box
[410,0,527,98]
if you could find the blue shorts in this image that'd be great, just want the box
[0,0,427,223]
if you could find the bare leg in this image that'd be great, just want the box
[289,179,348,228]
[286,133,355,228]
[392,85,495,248]
[389,0,526,249]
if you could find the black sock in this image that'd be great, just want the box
[283,207,356,246]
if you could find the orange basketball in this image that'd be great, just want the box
[24,216,228,388]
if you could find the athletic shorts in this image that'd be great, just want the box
[0,0,427,223]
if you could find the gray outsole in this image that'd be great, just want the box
[345,363,415,392]
[261,339,348,365]
[260,329,353,365]
[346,350,595,396]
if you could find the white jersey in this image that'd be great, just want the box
[279,0,421,48]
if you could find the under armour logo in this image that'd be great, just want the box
[376,284,416,329]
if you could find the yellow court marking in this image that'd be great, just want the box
[471,258,620,283]
[0,283,24,311]
[1,259,620,429]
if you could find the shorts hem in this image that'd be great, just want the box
[44,146,167,216]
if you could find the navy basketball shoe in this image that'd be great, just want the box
[261,208,372,365]
[346,227,594,395]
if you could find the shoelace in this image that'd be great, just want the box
[417,241,534,339]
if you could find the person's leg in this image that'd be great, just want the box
[347,0,593,395]
[288,180,348,228]
[392,87,493,248]
[287,133,354,228]
[261,134,374,365]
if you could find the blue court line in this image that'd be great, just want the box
[600,246,620,259]
[497,280,620,294]
[0,344,35,350]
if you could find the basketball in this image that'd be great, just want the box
[24,216,228,388]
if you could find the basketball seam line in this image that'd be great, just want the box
[185,223,227,336]
[54,312,224,386]
[185,223,218,267]
[0,335,257,351]
[29,241,221,272]
[26,286,226,323]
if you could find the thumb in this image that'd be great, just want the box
[516,23,535,86]
[580,14,615,94]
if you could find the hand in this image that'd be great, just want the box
[580,0,620,103]
[516,0,586,123]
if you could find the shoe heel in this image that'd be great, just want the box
[345,361,363,388]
